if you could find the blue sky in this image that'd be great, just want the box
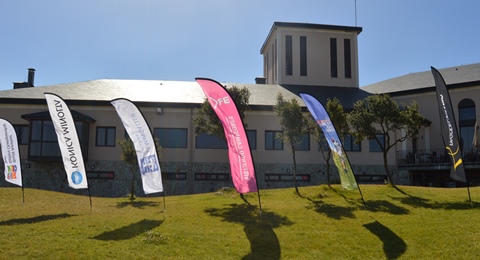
[1,0,479,91]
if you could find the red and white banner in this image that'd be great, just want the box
[111,98,163,194]
[0,118,22,187]
[45,93,88,189]
[196,78,257,194]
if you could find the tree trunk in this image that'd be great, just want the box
[291,143,300,196]
[326,150,332,186]
[129,166,136,201]
[383,151,395,186]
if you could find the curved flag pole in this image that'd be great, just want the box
[110,98,166,211]
[0,118,25,204]
[44,93,92,210]
[299,93,367,209]
[431,67,472,206]
[195,78,262,215]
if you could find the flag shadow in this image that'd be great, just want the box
[366,200,410,215]
[307,198,357,219]
[92,219,163,241]
[115,200,160,209]
[205,203,293,260]
[363,220,407,259]
[0,213,76,226]
[391,185,478,209]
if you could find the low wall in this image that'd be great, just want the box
[0,160,389,197]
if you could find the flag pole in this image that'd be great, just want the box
[466,179,472,207]
[162,192,166,212]
[21,163,25,205]
[354,175,367,209]
[88,185,92,211]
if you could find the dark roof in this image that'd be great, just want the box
[362,63,480,94]
[0,79,308,108]
[281,85,371,111]
[0,79,368,110]
[261,21,362,53]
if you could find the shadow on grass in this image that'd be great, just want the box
[0,213,76,226]
[391,185,478,210]
[93,219,163,241]
[363,220,407,259]
[205,203,293,260]
[307,198,357,219]
[116,200,160,209]
[366,200,410,215]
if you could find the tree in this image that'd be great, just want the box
[117,138,162,200]
[193,85,251,139]
[348,94,425,185]
[273,93,310,195]
[309,97,349,186]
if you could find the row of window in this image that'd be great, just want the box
[86,171,312,182]
[14,122,385,154]
[12,115,388,162]
[284,35,352,79]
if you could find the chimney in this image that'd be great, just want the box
[255,77,266,84]
[28,68,35,87]
[13,68,35,89]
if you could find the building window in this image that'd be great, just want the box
[154,128,187,148]
[265,173,310,182]
[369,134,385,152]
[195,173,229,181]
[274,38,277,83]
[344,134,360,151]
[344,39,352,78]
[96,127,116,147]
[285,35,293,76]
[87,171,114,179]
[28,120,89,160]
[459,98,476,153]
[300,36,307,76]
[196,133,227,149]
[29,120,61,158]
[247,130,257,150]
[330,38,338,78]
[265,130,283,150]
[162,172,187,180]
[295,133,310,151]
[13,125,29,145]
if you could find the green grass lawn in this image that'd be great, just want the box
[1,184,479,259]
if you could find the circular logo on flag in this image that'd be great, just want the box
[71,171,83,185]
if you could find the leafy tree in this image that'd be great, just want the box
[193,85,251,139]
[117,138,162,200]
[273,93,310,195]
[348,94,424,185]
[309,97,349,186]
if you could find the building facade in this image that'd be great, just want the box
[364,63,480,187]
[1,22,478,197]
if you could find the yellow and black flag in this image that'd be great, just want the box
[431,67,467,183]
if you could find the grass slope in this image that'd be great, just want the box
[0,185,479,259]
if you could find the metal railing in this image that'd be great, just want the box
[397,149,480,166]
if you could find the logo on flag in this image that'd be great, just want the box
[7,165,17,179]
[140,155,159,175]
[71,171,83,185]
